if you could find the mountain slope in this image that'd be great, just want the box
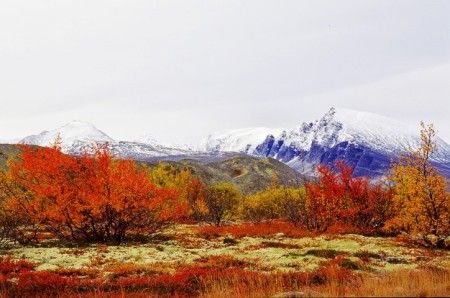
[145,154,304,195]
[0,144,22,170]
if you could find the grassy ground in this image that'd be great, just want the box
[0,222,449,297]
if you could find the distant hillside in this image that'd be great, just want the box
[144,154,305,195]
[0,144,21,170]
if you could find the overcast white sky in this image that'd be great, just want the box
[1,0,449,144]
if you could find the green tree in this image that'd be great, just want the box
[241,186,306,225]
[241,188,282,224]
[203,183,240,226]
[279,187,307,226]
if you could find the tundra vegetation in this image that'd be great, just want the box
[0,124,448,297]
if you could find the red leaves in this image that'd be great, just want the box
[0,256,35,276]
[197,221,311,239]
[5,142,187,244]
[17,270,78,295]
[305,161,393,233]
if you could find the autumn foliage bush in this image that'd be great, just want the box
[238,161,394,235]
[147,164,242,227]
[304,161,394,233]
[184,180,240,226]
[0,139,187,244]
[385,123,450,247]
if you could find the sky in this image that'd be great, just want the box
[0,0,449,144]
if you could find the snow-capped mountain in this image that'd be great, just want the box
[20,121,114,149]
[19,121,194,160]
[200,108,450,177]
[133,132,161,147]
[135,133,194,151]
[16,108,450,178]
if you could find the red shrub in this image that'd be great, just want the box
[305,161,393,233]
[197,221,311,239]
[17,270,78,295]
[112,268,213,296]
[0,256,35,277]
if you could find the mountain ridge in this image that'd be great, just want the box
[202,108,450,161]
[10,108,450,178]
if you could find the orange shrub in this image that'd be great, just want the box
[386,123,449,247]
[2,140,188,244]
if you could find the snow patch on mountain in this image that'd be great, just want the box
[331,108,420,151]
[198,127,284,153]
[274,107,421,153]
[294,108,449,161]
[20,121,195,159]
[135,132,194,151]
[20,121,114,150]
[134,133,160,147]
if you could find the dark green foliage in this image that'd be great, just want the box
[305,249,339,259]
[261,241,302,249]
[354,250,382,261]
[338,258,360,270]
[223,235,238,245]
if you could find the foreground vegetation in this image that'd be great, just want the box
[0,222,449,297]
[0,123,448,296]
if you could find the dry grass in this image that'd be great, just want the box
[0,260,447,297]
[319,267,450,297]
[200,267,449,297]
